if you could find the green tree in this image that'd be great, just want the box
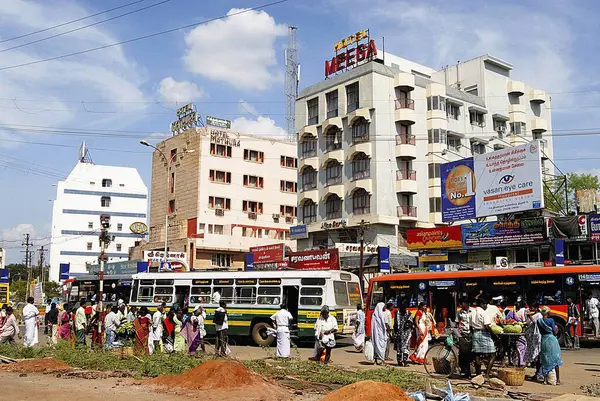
[43,281,62,300]
[11,280,28,303]
[543,172,599,214]
[7,263,27,283]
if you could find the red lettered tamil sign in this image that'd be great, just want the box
[407,226,462,250]
[287,249,340,270]
[249,243,285,264]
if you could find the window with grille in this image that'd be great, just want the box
[326,195,342,219]
[446,103,460,119]
[210,143,232,157]
[301,168,317,190]
[301,136,317,158]
[211,253,232,267]
[280,180,297,193]
[302,200,317,223]
[243,175,264,188]
[209,169,231,184]
[352,189,370,215]
[280,205,296,217]
[427,129,447,144]
[429,197,442,212]
[352,153,370,180]
[325,127,342,151]
[117,223,123,232]
[243,149,264,163]
[102,179,112,188]
[208,196,231,210]
[325,160,342,185]
[101,196,111,207]
[351,118,369,143]
[469,111,486,127]
[427,96,446,111]
[307,97,319,125]
[346,82,359,112]
[326,90,338,118]
[428,163,441,179]
[243,200,263,213]
[447,136,461,151]
[280,156,297,168]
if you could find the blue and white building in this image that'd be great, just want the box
[49,146,148,281]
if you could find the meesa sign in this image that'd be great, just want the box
[325,29,377,78]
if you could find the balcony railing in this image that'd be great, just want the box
[308,116,318,126]
[327,109,338,119]
[396,134,416,145]
[397,205,417,217]
[351,134,370,145]
[325,142,342,152]
[326,210,342,220]
[396,169,416,181]
[395,99,415,110]
[303,215,317,224]
[301,181,317,191]
[353,206,370,215]
[326,175,342,186]
[301,141,317,159]
[352,169,370,181]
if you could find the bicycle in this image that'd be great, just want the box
[424,332,459,377]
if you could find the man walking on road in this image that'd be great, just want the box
[75,301,87,345]
[22,297,39,347]
[271,304,293,358]
[214,300,228,357]
[150,302,165,354]
[45,303,59,345]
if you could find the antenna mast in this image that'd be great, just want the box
[285,26,299,142]
[79,141,94,164]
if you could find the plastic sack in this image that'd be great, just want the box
[364,340,374,362]
[407,391,426,401]
[546,369,557,385]
[434,381,470,401]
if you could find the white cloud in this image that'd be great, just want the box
[0,1,148,147]
[158,77,204,104]
[232,116,286,138]
[183,8,287,90]
[1,223,37,242]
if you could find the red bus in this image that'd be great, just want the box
[365,265,600,345]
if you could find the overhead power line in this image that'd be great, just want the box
[0,0,290,72]
[0,0,150,44]
[0,0,174,54]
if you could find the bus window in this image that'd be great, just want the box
[190,287,211,304]
[340,273,352,281]
[257,287,281,305]
[156,279,174,286]
[131,280,139,304]
[236,286,257,304]
[300,287,323,296]
[300,296,322,306]
[154,295,172,303]
[369,281,384,309]
[301,278,326,286]
[527,276,563,305]
[138,284,154,302]
[334,281,350,306]
[215,287,234,304]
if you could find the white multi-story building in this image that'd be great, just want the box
[145,127,298,270]
[295,51,553,254]
[49,146,148,281]
[0,248,5,270]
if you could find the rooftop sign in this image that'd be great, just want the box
[170,103,199,135]
[325,29,377,78]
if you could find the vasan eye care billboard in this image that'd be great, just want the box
[441,141,544,221]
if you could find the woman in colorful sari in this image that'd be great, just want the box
[180,308,201,355]
[162,310,176,353]
[410,303,428,364]
[173,309,186,353]
[57,305,73,343]
[133,307,151,356]
[394,303,413,366]
[504,300,528,366]
[537,306,562,384]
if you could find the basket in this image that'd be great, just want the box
[112,346,134,359]
[498,367,525,386]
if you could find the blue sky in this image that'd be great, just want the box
[0,0,599,262]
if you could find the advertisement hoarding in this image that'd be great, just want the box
[206,116,232,129]
[290,225,308,240]
[441,141,544,221]
[335,243,379,254]
[407,226,462,250]
[249,243,285,264]
[461,218,545,249]
[590,215,600,241]
[287,249,340,270]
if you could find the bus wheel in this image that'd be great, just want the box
[252,321,274,346]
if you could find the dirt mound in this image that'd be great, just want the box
[321,380,412,401]
[0,358,72,374]
[151,360,289,401]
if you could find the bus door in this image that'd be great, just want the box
[575,273,600,338]
[428,279,458,334]
[283,285,299,333]
[175,285,190,310]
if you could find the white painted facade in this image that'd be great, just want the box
[295,52,553,253]
[49,161,148,281]
[0,248,5,270]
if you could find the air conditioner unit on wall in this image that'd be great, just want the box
[248,212,257,220]
[285,216,294,224]
[272,213,280,219]
[215,208,224,216]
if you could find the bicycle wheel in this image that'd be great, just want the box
[508,346,521,367]
[424,344,458,377]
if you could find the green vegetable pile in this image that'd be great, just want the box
[116,322,135,337]
[491,325,504,334]
[502,324,523,333]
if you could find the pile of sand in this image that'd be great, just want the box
[321,380,412,401]
[0,358,72,374]
[151,360,289,401]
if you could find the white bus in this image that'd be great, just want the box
[129,270,362,345]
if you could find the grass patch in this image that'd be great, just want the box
[243,359,426,392]
[0,343,203,378]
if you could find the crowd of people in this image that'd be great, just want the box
[367,297,564,385]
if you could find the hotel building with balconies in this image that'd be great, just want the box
[295,52,553,256]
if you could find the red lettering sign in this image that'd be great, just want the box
[325,40,378,78]
[287,249,340,270]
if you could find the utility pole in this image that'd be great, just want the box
[97,214,112,348]
[38,246,45,288]
[22,234,33,299]
[357,219,369,294]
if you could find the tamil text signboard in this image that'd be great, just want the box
[461,218,545,249]
[249,243,285,264]
[441,141,543,221]
[407,226,462,250]
[287,249,340,270]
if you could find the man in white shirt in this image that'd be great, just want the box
[469,298,496,377]
[150,303,165,354]
[212,291,221,305]
[22,297,40,347]
[103,305,121,349]
[74,301,87,345]
[214,300,228,356]
[271,304,293,358]
[589,295,600,337]
[314,305,338,363]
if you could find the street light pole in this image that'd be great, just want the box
[140,141,194,264]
